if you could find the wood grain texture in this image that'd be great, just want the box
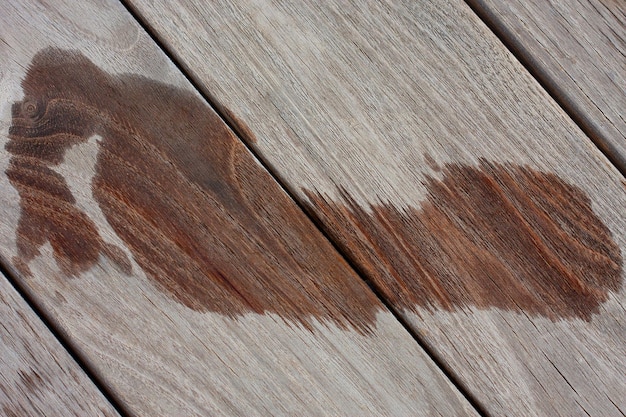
[466,0,626,173]
[125,0,626,415]
[0,1,478,415]
[0,273,119,417]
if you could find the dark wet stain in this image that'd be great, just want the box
[7,48,622,328]
[6,48,378,331]
[305,161,623,321]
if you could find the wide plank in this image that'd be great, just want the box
[0,1,478,415]
[0,272,119,417]
[125,0,626,415]
[466,0,626,174]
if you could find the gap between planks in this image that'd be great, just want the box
[113,1,624,414]
[118,0,492,415]
[1,1,482,411]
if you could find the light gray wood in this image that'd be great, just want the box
[0,273,119,417]
[0,1,478,416]
[124,0,626,416]
[466,0,626,174]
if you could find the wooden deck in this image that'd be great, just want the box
[0,0,624,415]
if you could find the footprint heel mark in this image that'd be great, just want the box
[304,160,623,321]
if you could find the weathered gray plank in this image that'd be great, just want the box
[0,1,478,415]
[466,0,626,173]
[124,0,626,415]
[0,272,119,417]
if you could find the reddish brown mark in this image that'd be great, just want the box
[305,161,623,321]
[6,48,623,329]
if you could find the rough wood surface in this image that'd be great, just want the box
[466,0,626,173]
[0,1,478,416]
[125,0,626,415]
[0,273,119,417]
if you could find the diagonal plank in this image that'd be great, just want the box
[124,0,626,415]
[466,0,626,174]
[0,271,120,416]
[0,1,479,415]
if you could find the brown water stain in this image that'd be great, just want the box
[6,49,622,329]
[6,48,378,331]
[305,161,623,321]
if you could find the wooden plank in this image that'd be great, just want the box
[124,0,626,416]
[0,273,119,416]
[0,1,479,415]
[466,0,626,173]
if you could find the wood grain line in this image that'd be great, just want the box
[117,0,626,413]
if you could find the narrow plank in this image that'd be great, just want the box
[0,1,478,415]
[124,0,626,416]
[0,273,119,417]
[466,0,626,173]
